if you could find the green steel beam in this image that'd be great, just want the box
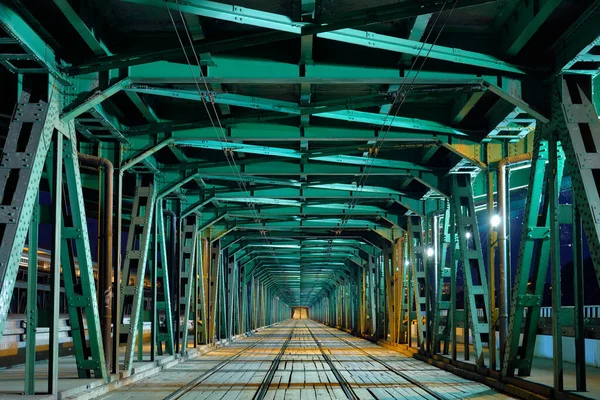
[125,57,499,84]
[70,0,495,74]
[496,0,563,56]
[174,139,433,171]
[52,0,110,56]
[129,86,466,135]
[0,3,66,82]
[550,0,600,72]
[318,29,524,74]
[123,0,520,74]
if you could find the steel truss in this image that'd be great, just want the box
[450,174,490,368]
[119,177,155,371]
[0,91,108,384]
[154,201,174,355]
[177,216,198,353]
[433,206,452,354]
[408,216,427,349]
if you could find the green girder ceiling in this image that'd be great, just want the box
[1,0,597,305]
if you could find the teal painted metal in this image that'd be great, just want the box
[25,198,39,394]
[450,174,490,368]
[119,178,156,372]
[408,216,427,349]
[155,202,175,355]
[52,0,110,56]
[130,86,465,135]
[498,0,562,56]
[178,216,198,353]
[556,77,600,292]
[61,125,108,379]
[125,0,521,74]
[432,206,451,354]
[0,91,59,343]
[0,4,65,81]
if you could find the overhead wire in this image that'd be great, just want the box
[311,0,459,306]
[165,3,296,304]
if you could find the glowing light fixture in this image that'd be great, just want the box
[491,214,501,227]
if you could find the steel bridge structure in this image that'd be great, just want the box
[0,0,599,398]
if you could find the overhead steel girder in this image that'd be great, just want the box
[228,239,378,258]
[317,29,523,74]
[237,246,362,259]
[70,0,495,74]
[496,0,563,56]
[551,0,600,73]
[129,87,466,136]
[52,0,110,56]
[0,3,66,82]
[184,187,421,205]
[230,219,394,235]
[176,160,444,186]
[174,139,433,171]
[123,0,521,74]
[124,57,500,85]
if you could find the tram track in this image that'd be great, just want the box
[163,324,286,400]
[322,325,448,400]
[305,322,360,400]
[252,321,297,400]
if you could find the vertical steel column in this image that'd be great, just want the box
[177,216,198,352]
[557,76,600,315]
[450,208,458,361]
[368,255,377,336]
[49,131,63,395]
[503,136,565,377]
[119,177,155,371]
[573,199,586,391]
[487,169,497,370]
[433,206,451,354]
[61,127,108,379]
[0,91,58,341]
[25,198,39,395]
[154,202,174,355]
[383,243,396,342]
[409,216,427,348]
[548,128,563,391]
[450,174,491,368]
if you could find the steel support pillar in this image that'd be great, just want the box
[119,177,155,371]
[409,216,427,349]
[177,216,198,353]
[450,174,491,368]
[503,135,565,377]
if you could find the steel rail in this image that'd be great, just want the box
[162,323,283,400]
[304,322,360,400]
[252,321,298,400]
[323,325,447,400]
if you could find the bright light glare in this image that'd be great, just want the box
[465,232,472,239]
[426,247,434,257]
[404,260,410,267]
[491,214,501,227]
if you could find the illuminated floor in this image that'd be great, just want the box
[97,320,511,399]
